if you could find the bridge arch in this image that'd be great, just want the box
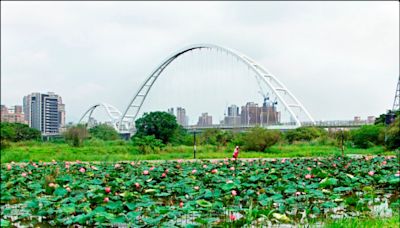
[118,43,315,133]
[79,103,122,130]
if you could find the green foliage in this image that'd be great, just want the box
[131,135,165,154]
[374,110,400,125]
[242,127,281,152]
[285,127,327,144]
[1,157,398,226]
[134,111,178,144]
[89,124,119,141]
[0,122,41,143]
[199,129,233,146]
[385,118,400,150]
[350,125,384,149]
[63,124,89,147]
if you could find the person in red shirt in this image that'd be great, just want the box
[233,146,239,160]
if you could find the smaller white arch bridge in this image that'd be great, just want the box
[79,43,318,135]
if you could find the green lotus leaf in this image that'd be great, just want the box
[196,199,212,208]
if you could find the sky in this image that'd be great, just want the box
[1,1,399,124]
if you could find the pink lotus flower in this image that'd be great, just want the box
[7,164,11,170]
[143,170,149,175]
[224,162,229,165]
[76,160,81,164]
[114,164,121,169]
[179,202,184,208]
[91,166,98,170]
[104,197,109,203]
[150,167,155,171]
[226,180,233,184]
[317,162,322,165]
[65,161,70,165]
[165,169,169,174]
[305,174,312,179]
[231,190,237,196]
[48,183,55,188]
[192,169,197,174]
[21,172,27,177]
[368,171,374,176]
[230,167,235,171]
[161,173,166,178]
[28,171,32,174]
[307,167,312,171]
[105,187,111,193]
[135,182,140,188]
[65,165,70,169]
[382,161,387,165]
[202,164,207,169]
[79,167,85,173]
[211,169,218,174]
[231,158,236,161]
[230,214,236,221]
[281,159,286,163]
[66,187,71,192]
[295,191,301,196]
[130,161,135,166]
[194,186,199,190]
[333,164,337,168]
[178,159,183,163]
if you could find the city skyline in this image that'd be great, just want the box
[1,2,398,123]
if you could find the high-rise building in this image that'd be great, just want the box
[176,107,189,126]
[241,102,260,125]
[197,113,212,126]
[239,100,280,126]
[23,92,65,135]
[224,105,241,126]
[167,107,188,126]
[0,105,26,124]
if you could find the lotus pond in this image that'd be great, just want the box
[1,156,399,227]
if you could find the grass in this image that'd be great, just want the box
[0,140,396,163]
[321,215,400,228]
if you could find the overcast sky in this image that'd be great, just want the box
[1,1,399,124]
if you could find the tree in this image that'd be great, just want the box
[132,135,165,154]
[385,117,400,150]
[350,125,384,149]
[89,124,119,141]
[0,122,41,142]
[134,111,178,144]
[63,124,89,147]
[242,127,281,152]
[285,127,327,144]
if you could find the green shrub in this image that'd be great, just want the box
[134,111,178,144]
[63,124,89,147]
[242,127,281,152]
[89,124,120,141]
[350,125,384,149]
[0,122,41,142]
[385,118,400,150]
[284,127,327,144]
[131,135,165,154]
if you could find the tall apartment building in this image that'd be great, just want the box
[197,113,213,126]
[241,102,260,125]
[23,92,65,134]
[176,107,189,126]
[0,105,27,124]
[240,100,281,126]
[167,107,188,126]
[224,105,241,126]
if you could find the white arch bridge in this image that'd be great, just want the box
[79,43,317,135]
